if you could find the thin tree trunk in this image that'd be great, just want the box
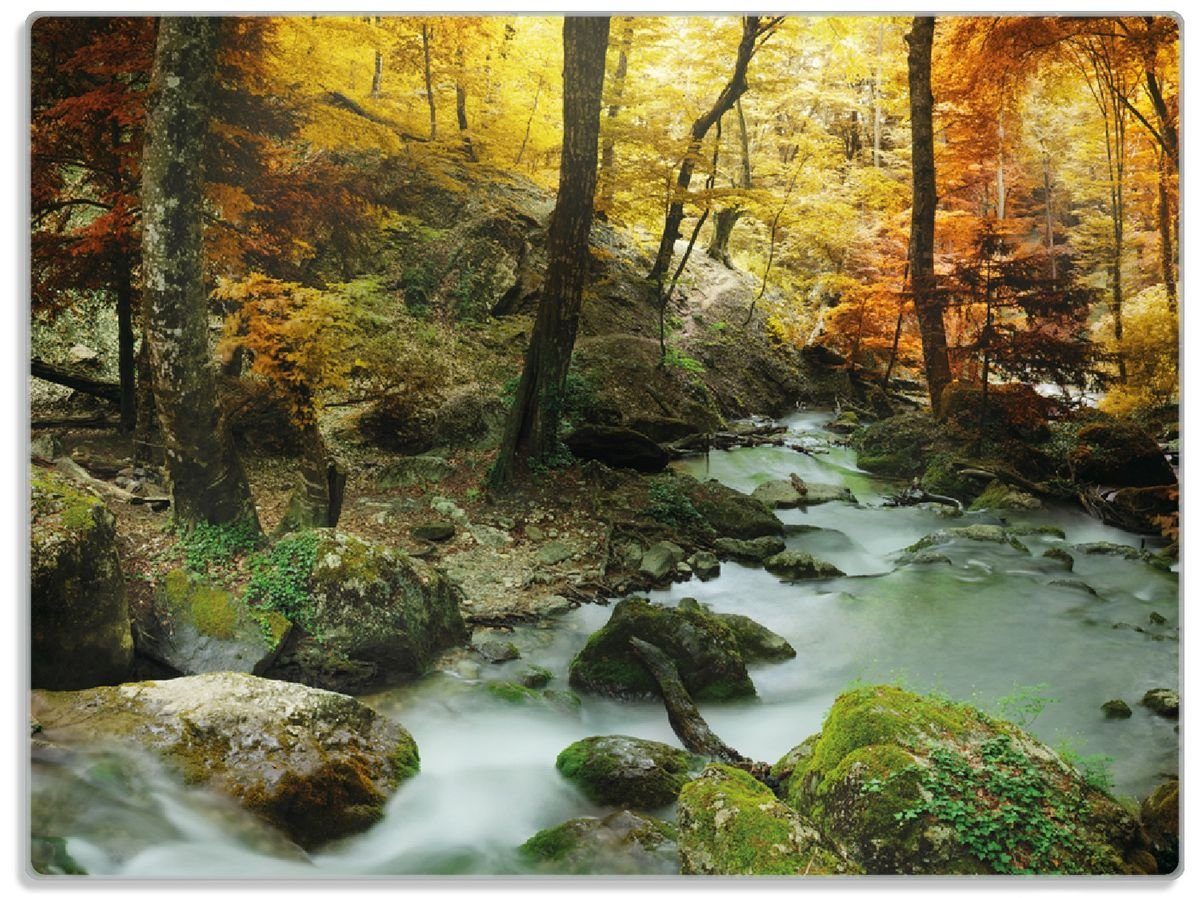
[648,17,775,282]
[372,51,383,97]
[1042,152,1057,280]
[706,97,751,266]
[422,24,436,140]
[873,20,884,167]
[995,108,1006,219]
[906,16,952,416]
[597,17,632,218]
[490,16,610,488]
[514,75,543,166]
[133,335,159,466]
[140,17,258,530]
[114,254,136,432]
[1156,148,1176,309]
[455,45,477,161]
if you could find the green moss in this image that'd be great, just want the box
[486,681,540,704]
[921,454,983,502]
[556,735,693,808]
[31,471,103,535]
[161,569,238,640]
[520,823,578,861]
[388,738,421,783]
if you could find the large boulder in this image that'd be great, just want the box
[775,685,1155,874]
[1139,779,1179,874]
[763,550,845,581]
[1067,421,1176,487]
[677,765,858,875]
[139,568,292,676]
[30,469,133,690]
[852,412,945,479]
[264,529,468,693]
[676,597,795,662]
[30,673,419,849]
[679,478,784,540]
[556,735,699,809]
[565,424,669,473]
[568,596,755,701]
[518,810,678,875]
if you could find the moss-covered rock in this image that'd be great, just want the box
[1074,541,1174,572]
[920,454,984,503]
[712,535,786,562]
[1068,421,1176,488]
[750,479,807,509]
[852,412,945,479]
[713,612,796,662]
[556,735,699,809]
[904,525,1029,555]
[31,672,419,850]
[1042,547,1074,570]
[518,809,679,875]
[264,529,468,693]
[677,764,859,875]
[763,549,845,581]
[568,596,754,701]
[141,568,292,677]
[968,481,1042,511]
[776,684,1155,874]
[678,476,784,540]
[30,469,133,690]
[1140,779,1179,874]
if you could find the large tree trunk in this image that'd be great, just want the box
[905,16,952,416]
[489,16,610,488]
[275,418,346,535]
[140,17,259,530]
[648,17,772,283]
[596,17,633,219]
[133,336,160,467]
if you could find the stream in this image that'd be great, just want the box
[32,411,1179,877]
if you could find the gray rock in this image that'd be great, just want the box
[520,665,554,688]
[412,522,456,542]
[751,479,806,509]
[1142,688,1179,718]
[1101,699,1132,719]
[639,541,685,579]
[470,525,512,548]
[715,612,796,661]
[712,535,787,562]
[68,343,99,364]
[556,735,699,809]
[689,551,721,581]
[536,541,574,566]
[763,549,845,581]
[31,672,419,849]
[519,809,678,875]
[477,640,521,664]
[375,456,453,487]
[795,482,858,506]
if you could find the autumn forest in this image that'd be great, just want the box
[29,15,1180,879]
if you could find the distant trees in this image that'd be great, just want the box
[140,17,258,529]
[490,16,611,487]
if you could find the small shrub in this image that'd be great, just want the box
[647,478,702,527]
[663,348,705,374]
[177,519,263,572]
[245,532,320,632]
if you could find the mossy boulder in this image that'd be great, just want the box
[920,454,984,503]
[904,525,1029,556]
[639,541,685,579]
[712,612,796,662]
[678,477,784,540]
[969,481,1042,511]
[568,596,755,701]
[763,549,845,581]
[852,412,945,479]
[30,672,419,850]
[750,479,807,509]
[556,735,699,809]
[30,469,133,690]
[1141,688,1179,718]
[712,535,786,562]
[265,529,468,693]
[1068,421,1175,487]
[141,568,292,677]
[518,809,678,875]
[1139,779,1179,874]
[565,424,669,473]
[676,764,858,875]
[775,685,1155,874]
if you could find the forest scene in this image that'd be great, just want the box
[28,13,1180,878]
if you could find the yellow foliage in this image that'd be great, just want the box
[1096,284,1179,415]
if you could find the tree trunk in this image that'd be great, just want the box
[371,50,383,97]
[648,17,769,283]
[1042,152,1057,280]
[706,97,751,267]
[597,17,633,219]
[873,20,884,167]
[455,45,477,161]
[422,24,436,140]
[133,335,160,467]
[1157,148,1176,309]
[275,417,345,535]
[140,17,259,530]
[489,16,610,488]
[995,108,1006,219]
[114,255,137,432]
[906,16,952,416]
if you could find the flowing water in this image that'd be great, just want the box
[32,411,1180,877]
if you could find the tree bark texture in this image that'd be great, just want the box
[706,97,751,266]
[648,16,770,282]
[490,16,610,488]
[597,17,633,218]
[905,16,952,416]
[422,24,437,140]
[140,16,259,530]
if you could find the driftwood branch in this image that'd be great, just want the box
[883,483,962,511]
[53,457,170,511]
[629,636,750,765]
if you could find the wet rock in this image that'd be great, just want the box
[689,551,720,581]
[1141,688,1179,718]
[751,479,807,509]
[1149,612,1168,626]
[569,596,754,701]
[1068,421,1176,488]
[826,410,860,434]
[519,665,553,688]
[852,412,945,479]
[680,477,784,540]
[1140,779,1179,874]
[775,684,1154,874]
[31,469,133,690]
[476,639,521,664]
[712,535,786,562]
[1101,699,1133,719]
[677,764,858,875]
[412,522,456,542]
[265,530,468,693]
[1042,547,1074,570]
[903,551,953,566]
[796,482,858,505]
[625,415,702,444]
[565,425,669,473]
[715,612,796,662]
[968,481,1042,511]
[1049,579,1099,597]
[556,735,699,809]
[905,525,1028,555]
[639,541,685,579]
[763,549,844,581]
[1075,542,1174,572]
[1108,486,1178,536]
[31,672,419,850]
[140,569,291,677]
[518,809,678,875]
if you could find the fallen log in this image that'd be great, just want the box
[31,358,120,403]
[629,636,750,766]
[31,415,116,430]
[883,482,961,511]
[53,457,170,511]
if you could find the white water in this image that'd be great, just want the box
[32,410,1179,876]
